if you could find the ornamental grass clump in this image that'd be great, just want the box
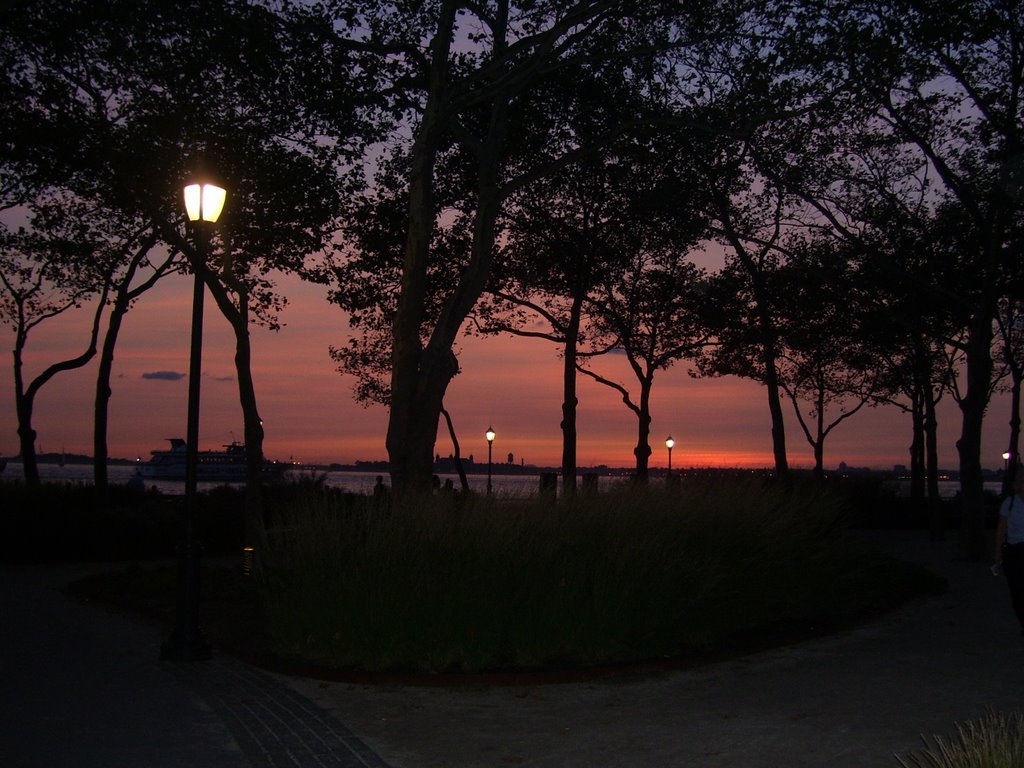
[895,710,1024,768]
[256,476,942,674]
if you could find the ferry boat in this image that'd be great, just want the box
[136,438,287,482]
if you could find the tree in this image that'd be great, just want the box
[325,178,475,489]
[3,0,359,538]
[578,254,711,481]
[480,134,708,496]
[315,0,751,496]
[773,238,887,477]
[697,165,796,477]
[0,197,112,486]
[852,201,968,538]
[92,231,174,501]
[805,0,1024,557]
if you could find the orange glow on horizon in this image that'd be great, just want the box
[0,270,1014,474]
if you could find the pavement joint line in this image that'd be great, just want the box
[171,654,392,768]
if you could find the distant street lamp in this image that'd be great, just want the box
[486,426,496,496]
[1003,451,1013,495]
[161,178,226,662]
[666,435,675,474]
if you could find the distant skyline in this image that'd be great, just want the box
[0,269,1016,474]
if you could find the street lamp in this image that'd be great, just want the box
[486,426,495,496]
[161,178,225,662]
[1003,451,1013,495]
[665,435,675,474]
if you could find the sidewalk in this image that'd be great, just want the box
[1,531,1021,767]
[286,531,1024,767]
[0,563,389,768]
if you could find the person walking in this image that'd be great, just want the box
[995,472,1024,636]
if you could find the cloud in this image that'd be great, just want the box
[142,371,186,381]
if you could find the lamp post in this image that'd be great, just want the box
[161,179,225,662]
[486,426,495,496]
[1003,451,1013,495]
[665,435,675,475]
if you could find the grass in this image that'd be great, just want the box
[895,711,1024,768]
[50,474,945,678]
[253,476,945,675]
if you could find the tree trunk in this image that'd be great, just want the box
[389,346,459,496]
[93,290,130,511]
[909,385,926,501]
[201,269,265,555]
[813,381,825,479]
[440,405,470,492]
[957,315,994,560]
[633,379,653,483]
[15,391,40,488]
[232,300,265,555]
[93,241,162,509]
[924,382,943,541]
[386,7,454,498]
[560,294,583,499]
[757,306,789,477]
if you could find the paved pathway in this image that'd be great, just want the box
[287,531,1024,767]
[2,531,1023,767]
[0,563,390,768]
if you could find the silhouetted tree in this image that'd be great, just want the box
[578,254,711,482]
[798,0,1024,558]
[774,237,888,477]
[313,0,758,497]
[850,201,971,538]
[91,233,175,502]
[3,1,359,538]
[480,133,709,496]
[696,167,795,477]
[0,197,114,486]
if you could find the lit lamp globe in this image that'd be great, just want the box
[183,182,226,223]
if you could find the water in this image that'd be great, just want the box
[0,462,579,498]
[1,462,1004,499]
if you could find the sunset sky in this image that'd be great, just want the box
[0,264,1015,474]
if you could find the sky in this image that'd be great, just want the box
[0,265,1015,473]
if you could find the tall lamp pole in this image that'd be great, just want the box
[486,426,495,496]
[162,179,226,662]
[666,435,674,475]
[1003,451,1013,496]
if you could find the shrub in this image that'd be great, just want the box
[895,710,1024,768]
[257,477,944,673]
[0,480,244,561]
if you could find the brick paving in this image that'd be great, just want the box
[173,657,391,768]
[0,563,392,768]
